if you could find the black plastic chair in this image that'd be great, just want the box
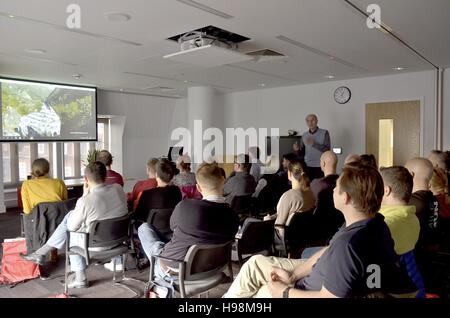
[312,194,344,244]
[274,209,315,257]
[233,219,275,267]
[64,213,142,297]
[149,242,233,298]
[231,194,254,217]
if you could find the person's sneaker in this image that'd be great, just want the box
[104,260,123,272]
[20,252,45,266]
[67,278,88,289]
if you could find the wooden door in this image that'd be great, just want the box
[366,100,420,167]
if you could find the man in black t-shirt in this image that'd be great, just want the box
[133,159,182,222]
[137,163,239,280]
[224,162,416,298]
[310,151,343,239]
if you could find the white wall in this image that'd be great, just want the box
[223,70,437,170]
[97,91,180,184]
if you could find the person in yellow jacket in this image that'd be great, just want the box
[379,166,420,255]
[21,158,68,214]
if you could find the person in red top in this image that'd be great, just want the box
[128,158,158,210]
[96,150,124,187]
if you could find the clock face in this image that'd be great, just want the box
[334,86,351,104]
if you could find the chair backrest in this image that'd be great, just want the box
[231,194,253,214]
[313,191,344,240]
[238,219,275,254]
[88,214,131,248]
[147,208,174,235]
[183,242,232,281]
[285,209,315,246]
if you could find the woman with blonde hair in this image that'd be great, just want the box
[172,154,196,187]
[430,167,450,221]
[21,158,67,215]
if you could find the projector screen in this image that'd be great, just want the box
[0,78,97,141]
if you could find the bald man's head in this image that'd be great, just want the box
[320,150,338,175]
[405,158,434,184]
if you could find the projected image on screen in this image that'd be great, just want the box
[0,78,97,141]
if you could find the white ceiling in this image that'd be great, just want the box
[0,0,448,98]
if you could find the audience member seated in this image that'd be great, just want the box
[429,150,450,195]
[133,159,182,223]
[172,155,196,187]
[405,158,439,247]
[344,153,360,165]
[430,167,450,229]
[310,151,343,237]
[265,161,315,242]
[137,163,239,281]
[359,154,377,169]
[249,146,263,182]
[127,158,158,210]
[277,153,300,190]
[21,158,68,215]
[379,166,420,255]
[97,150,124,187]
[224,154,257,205]
[310,151,339,204]
[224,162,416,298]
[21,162,128,288]
[21,158,68,262]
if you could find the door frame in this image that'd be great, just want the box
[364,96,425,157]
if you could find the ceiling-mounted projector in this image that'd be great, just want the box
[164,31,254,67]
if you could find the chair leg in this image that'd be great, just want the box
[114,253,147,298]
[64,251,69,295]
[113,259,117,284]
[122,253,127,279]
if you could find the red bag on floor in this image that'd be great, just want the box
[0,238,40,285]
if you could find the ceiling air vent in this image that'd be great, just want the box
[246,49,287,62]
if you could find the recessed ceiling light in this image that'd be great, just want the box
[8,14,15,19]
[183,80,189,83]
[119,88,124,92]
[25,48,47,55]
[393,67,405,71]
[105,12,131,22]
[324,75,335,79]
[259,83,266,87]
[329,56,335,60]
[73,73,81,80]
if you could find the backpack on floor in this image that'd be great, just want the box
[0,238,40,286]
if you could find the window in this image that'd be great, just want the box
[2,144,11,183]
[79,142,91,177]
[18,143,32,181]
[2,119,110,185]
[64,143,75,178]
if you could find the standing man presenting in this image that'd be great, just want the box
[302,114,331,181]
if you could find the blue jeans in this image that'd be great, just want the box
[301,246,325,259]
[46,212,86,272]
[137,223,177,281]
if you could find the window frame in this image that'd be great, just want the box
[2,118,110,188]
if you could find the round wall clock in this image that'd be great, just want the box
[334,86,351,104]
